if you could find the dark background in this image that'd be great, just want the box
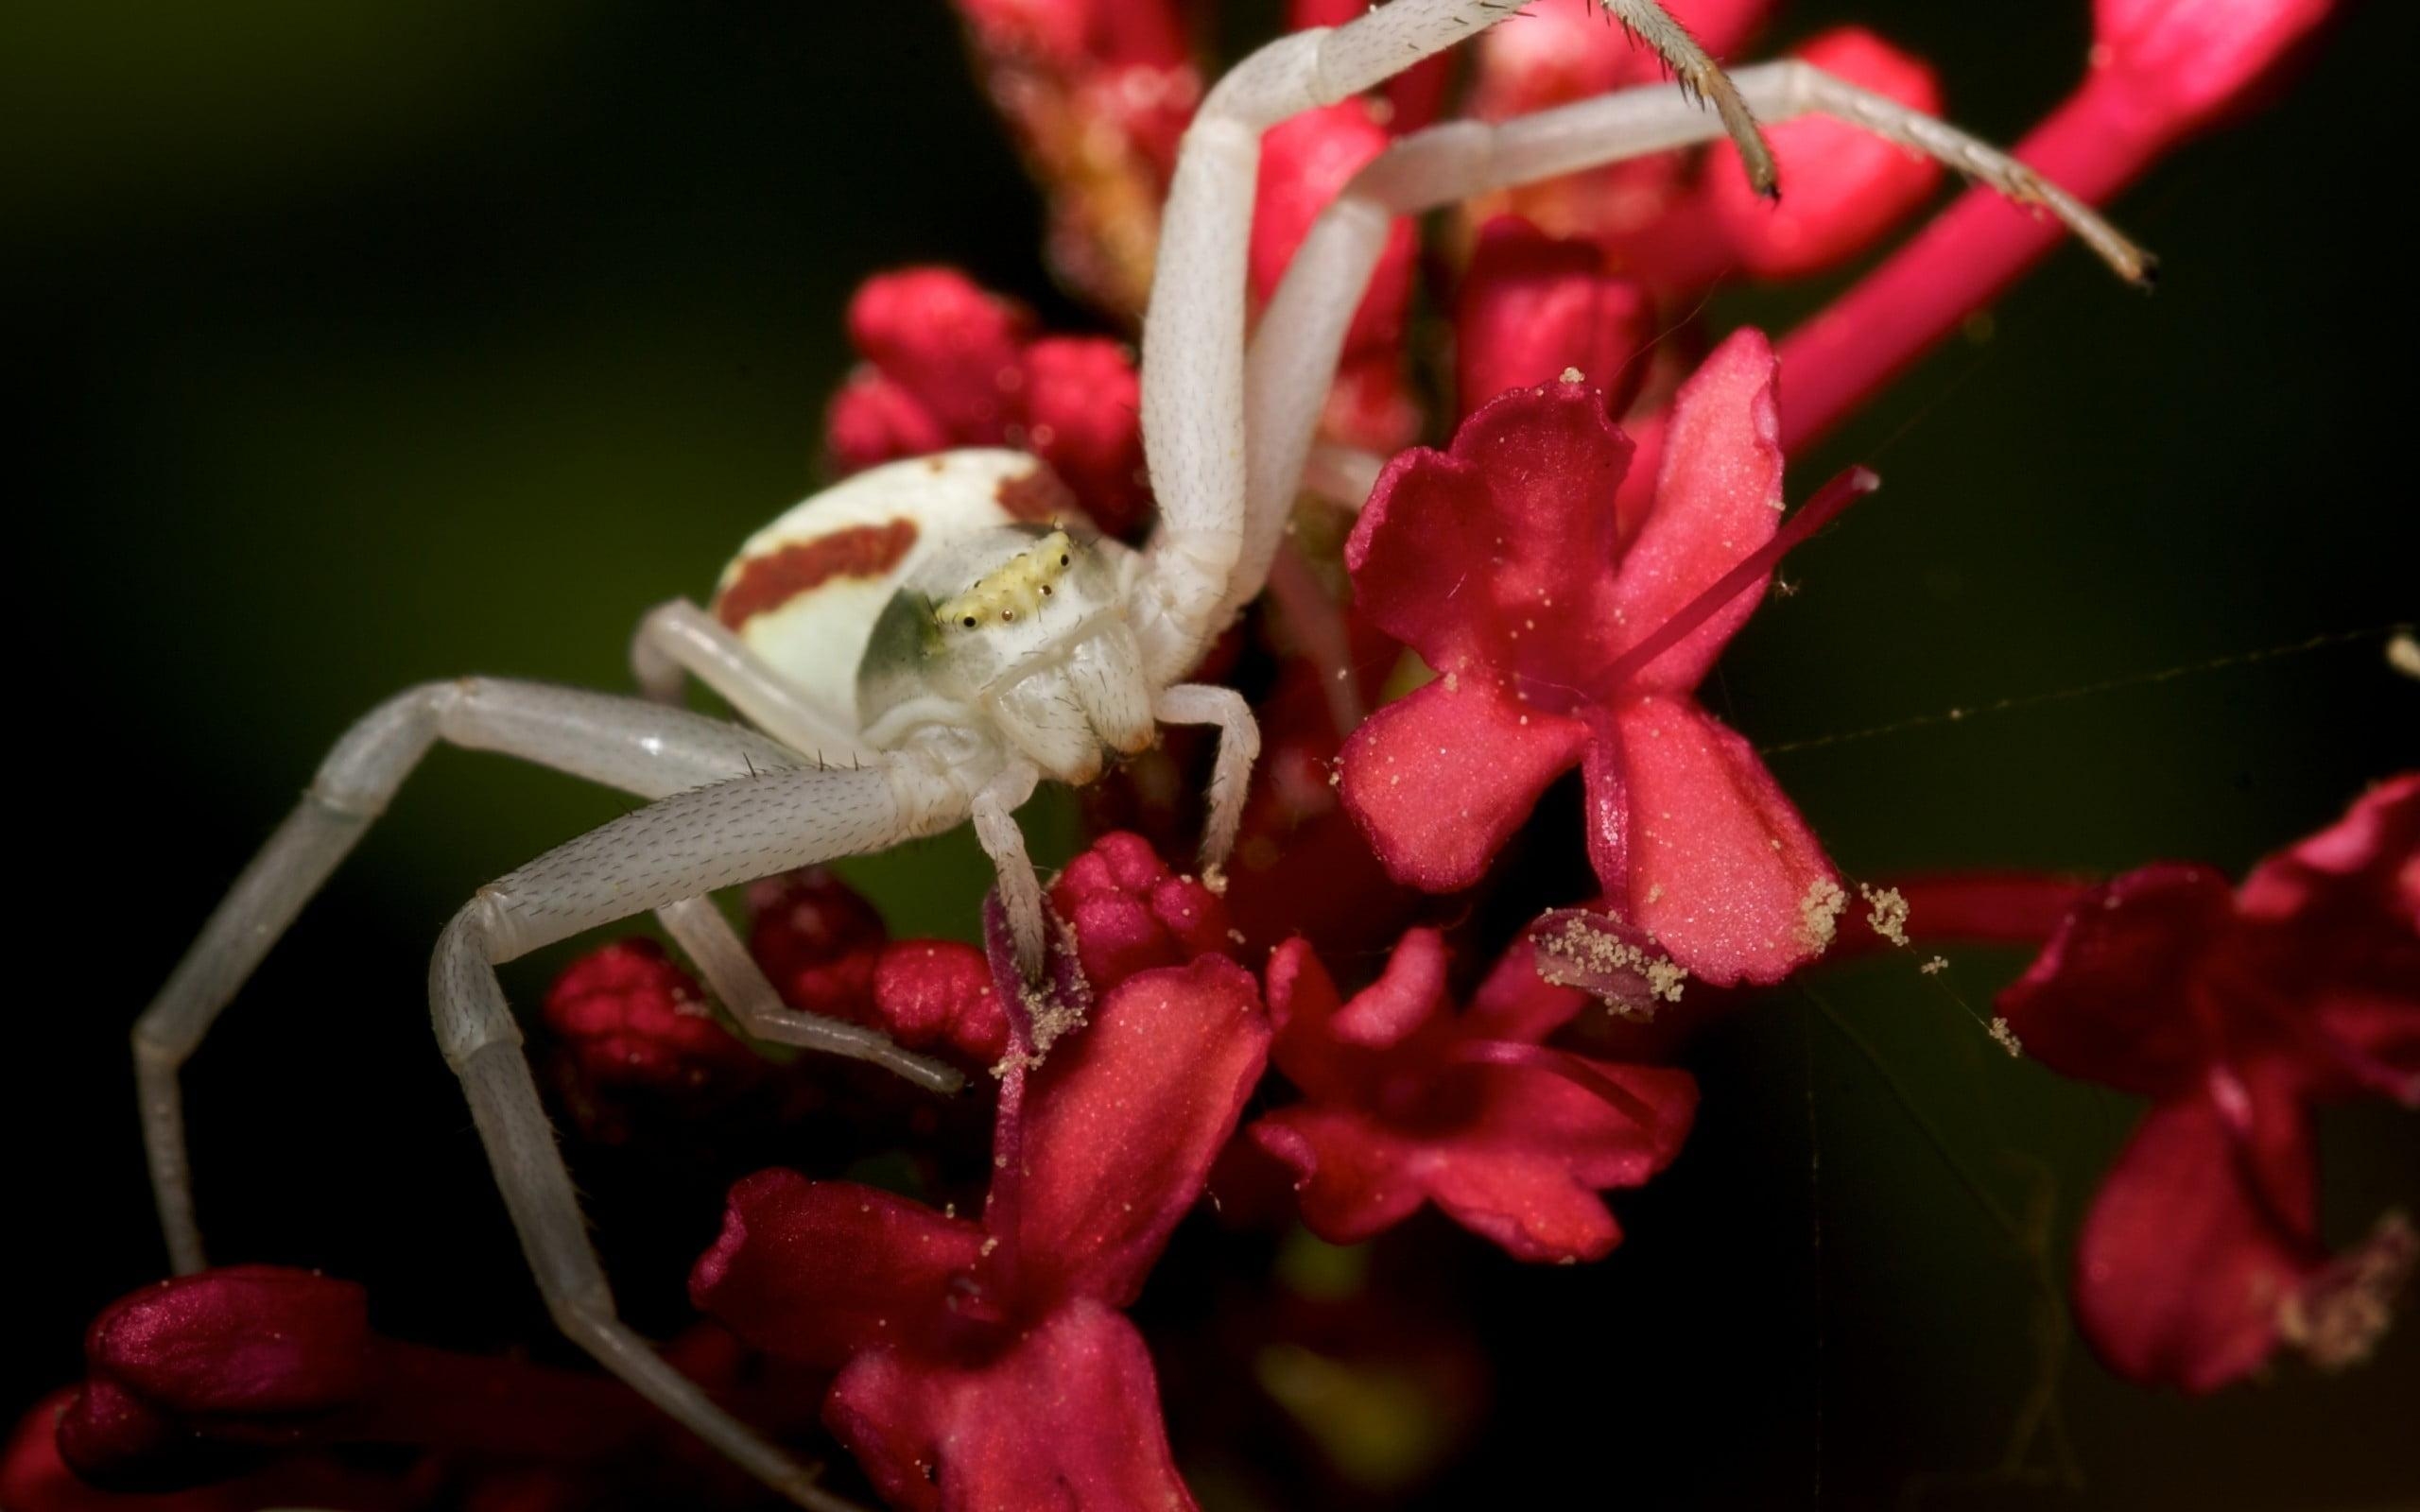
[8,2,2414,1507]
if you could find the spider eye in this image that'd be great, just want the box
[1001,610,1015,622]
[1059,554,1070,566]
[1040,585,1052,596]
[961,616,977,628]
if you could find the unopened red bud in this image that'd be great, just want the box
[57,1268,371,1487]
[1703,29,1943,278]
[844,268,1032,438]
[1457,215,1654,420]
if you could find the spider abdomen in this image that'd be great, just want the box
[712,450,1086,729]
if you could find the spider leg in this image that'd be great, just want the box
[1154,684,1262,881]
[434,760,942,1511]
[631,597,878,765]
[1229,59,2156,616]
[970,760,1046,977]
[1135,0,1638,687]
[133,679,951,1276]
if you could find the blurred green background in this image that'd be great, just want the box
[8,2,2413,1507]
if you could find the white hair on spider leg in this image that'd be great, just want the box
[128,3,2152,1504]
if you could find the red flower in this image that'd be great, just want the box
[946,0,1196,315]
[1998,775,2420,1391]
[825,268,1150,535]
[692,835,1268,1509]
[44,1267,655,1497]
[1455,215,1653,421]
[6,1389,417,1512]
[1778,0,2332,450]
[1337,329,1858,985]
[1247,928,1696,1263]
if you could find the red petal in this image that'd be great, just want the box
[1328,927,1453,1051]
[1010,956,1270,1312]
[689,1172,982,1370]
[1701,30,1944,278]
[824,1299,1196,1512]
[1465,936,1589,1046]
[1996,863,2236,1097]
[2074,1094,2316,1392]
[1338,682,1590,893]
[2236,777,2420,1102]
[1263,937,1361,1104]
[1346,383,1634,691]
[1456,216,1653,421]
[845,268,1030,439]
[1426,1052,1698,1263]
[1251,1107,1428,1246]
[1616,695,1836,985]
[1600,329,1784,696]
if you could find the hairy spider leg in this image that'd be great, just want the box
[1233,58,2157,625]
[133,679,955,1510]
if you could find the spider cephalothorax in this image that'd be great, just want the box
[129,3,2152,1504]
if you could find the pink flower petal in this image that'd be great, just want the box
[1250,1106,1428,1246]
[689,1172,983,1370]
[824,1299,1197,1512]
[1996,863,2238,1097]
[1327,925,1452,1051]
[1616,695,1837,985]
[1346,383,1634,691]
[1338,682,1591,893]
[1601,328,1784,696]
[2073,1093,2315,1392]
[1010,956,1270,1312]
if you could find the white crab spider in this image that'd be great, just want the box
[129,2,2148,1504]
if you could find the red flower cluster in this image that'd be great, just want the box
[2000,776,2420,1391]
[826,269,1150,536]
[1339,333,1853,987]
[694,840,1265,1509]
[33,3,2392,1509]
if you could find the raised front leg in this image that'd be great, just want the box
[1231,59,2157,621]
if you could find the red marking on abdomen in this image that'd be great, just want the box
[716,520,918,629]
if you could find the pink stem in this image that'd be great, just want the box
[1844,872,2094,954]
[1777,75,2169,454]
[1596,464,1879,692]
